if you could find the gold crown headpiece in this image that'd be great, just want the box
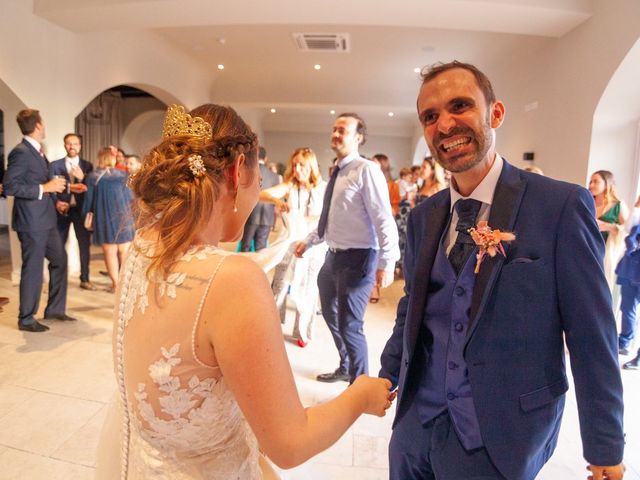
[162,105,213,142]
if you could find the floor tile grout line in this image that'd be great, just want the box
[0,444,95,469]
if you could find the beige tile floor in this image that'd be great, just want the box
[0,253,638,479]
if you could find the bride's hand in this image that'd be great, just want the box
[351,375,395,417]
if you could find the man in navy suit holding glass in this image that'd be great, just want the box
[380,62,625,480]
[4,109,75,332]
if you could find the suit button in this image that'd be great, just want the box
[448,361,458,370]
[454,286,465,296]
[447,393,457,400]
[455,323,464,332]
[404,360,408,366]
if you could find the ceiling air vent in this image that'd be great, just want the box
[293,33,350,52]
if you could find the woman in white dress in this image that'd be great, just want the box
[259,147,326,347]
[104,104,394,479]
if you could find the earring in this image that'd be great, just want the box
[233,189,238,213]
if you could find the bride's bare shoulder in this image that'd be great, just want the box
[213,254,269,290]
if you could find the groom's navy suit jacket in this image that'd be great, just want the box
[380,161,624,480]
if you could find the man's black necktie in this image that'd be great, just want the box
[448,199,482,275]
[317,166,340,238]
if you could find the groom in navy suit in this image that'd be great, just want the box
[4,109,75,332]
[380,62,625,479]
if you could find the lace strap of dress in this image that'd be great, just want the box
[114,247,140,480]
[191,253,229,368]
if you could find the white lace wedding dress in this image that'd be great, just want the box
[96,242,279,479]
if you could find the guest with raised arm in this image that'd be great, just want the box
[260,147,326,347]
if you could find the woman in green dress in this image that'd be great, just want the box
[588,170,629,291]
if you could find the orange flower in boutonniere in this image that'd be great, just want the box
[468,220,516,273]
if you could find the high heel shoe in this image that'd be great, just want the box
[369,286,380,303]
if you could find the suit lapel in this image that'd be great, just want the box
[467,161,527,340]
[406,195,450,359]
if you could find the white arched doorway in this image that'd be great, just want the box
[589,37,640,209]
[75,85,168,166]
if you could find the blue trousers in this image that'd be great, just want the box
[317,248,377,382]
[240,223,270,252]
[619,282,640,350]
[389,400,506,480]
[17,228,68,326]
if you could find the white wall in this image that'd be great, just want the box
[589,120,639,205]
[0,0,214,282]
[263,130,413,179]
[0,0,210,160]
[488,0,640,186]
[121,110,166,159]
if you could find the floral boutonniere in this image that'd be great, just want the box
[468,221,516,273]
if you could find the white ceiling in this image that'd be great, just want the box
[33,0,596,135]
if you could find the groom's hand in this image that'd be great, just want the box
[587,463,625,480]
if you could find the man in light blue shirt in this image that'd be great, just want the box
[295,113,399,383]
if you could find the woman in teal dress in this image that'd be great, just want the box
[588,170,629,291]
[83,147,134,292]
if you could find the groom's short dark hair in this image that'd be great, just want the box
[420,61,496,107]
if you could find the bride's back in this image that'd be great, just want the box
[116,243,261,479]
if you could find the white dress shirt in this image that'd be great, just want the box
[305,151,400,271]
[66,156,80,174]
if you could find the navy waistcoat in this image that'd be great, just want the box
[415,234,483,450]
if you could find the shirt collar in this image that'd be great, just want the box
[336,151,361,169]
[449,154,504,211]
[24,136,41,152]
[66,156,79,165]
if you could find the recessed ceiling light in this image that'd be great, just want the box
[388,112,394,117]
[217,64,225,70]
[314,64,321,70]
[330,109,336,115]
[270,108,277,113]
[413,67,421,74]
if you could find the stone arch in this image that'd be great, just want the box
[75,84,170,165]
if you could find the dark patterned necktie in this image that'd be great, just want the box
[448,199,482,275]
[317,166,340,238]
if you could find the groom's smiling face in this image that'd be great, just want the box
[417,68,502,174]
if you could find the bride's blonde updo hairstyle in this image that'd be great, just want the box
[130,104,258,277]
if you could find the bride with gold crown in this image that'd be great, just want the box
[94,104,394,479]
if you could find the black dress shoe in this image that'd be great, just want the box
[623,356,640,370]
[316,369,350,383]
[80,281,97,291]
[18,321,50,332]
[44,313,77,321]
